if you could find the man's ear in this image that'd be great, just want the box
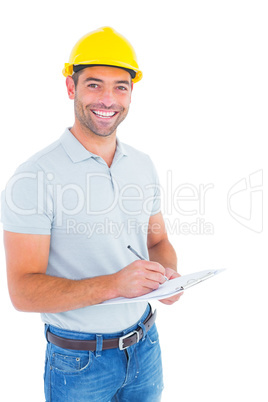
[129,81,134,103]
[66,76,75,100]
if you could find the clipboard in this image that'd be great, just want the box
[99,269,225,305]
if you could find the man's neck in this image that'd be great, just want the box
[70,122,117,168]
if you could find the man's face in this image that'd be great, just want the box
[70,66,133,138]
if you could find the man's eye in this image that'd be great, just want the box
[118,86,127,91]
[88,84,98,88]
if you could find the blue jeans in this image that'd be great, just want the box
[44,305,163,401]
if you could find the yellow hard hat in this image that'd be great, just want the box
[62,26,142,83]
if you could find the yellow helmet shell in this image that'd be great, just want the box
[62,26,142,83]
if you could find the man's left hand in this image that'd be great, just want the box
[159,267,184,305]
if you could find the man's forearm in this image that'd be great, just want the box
[148,238,177,272]
[10,273,118,313]
[9,259,168,313]
[148,238,183,305]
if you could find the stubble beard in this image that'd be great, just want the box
[74,97,129,138]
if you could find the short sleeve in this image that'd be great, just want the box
[1,162,53,234]
[148,157,162,216]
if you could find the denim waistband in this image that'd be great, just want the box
[45,303,152,341]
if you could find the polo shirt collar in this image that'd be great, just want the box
[116,137,128,157]
[60,128,128,164]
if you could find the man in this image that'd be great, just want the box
[2,27,182,401]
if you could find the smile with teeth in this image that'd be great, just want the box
[92,110,118,119]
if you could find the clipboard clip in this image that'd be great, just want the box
[178,271,215,291]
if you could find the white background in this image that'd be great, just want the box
[0,1,267,401]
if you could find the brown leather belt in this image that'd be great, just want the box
[46,308,156,351]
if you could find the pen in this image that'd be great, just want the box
[127,245,169,281]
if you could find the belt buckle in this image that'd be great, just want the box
[119,330,140,350]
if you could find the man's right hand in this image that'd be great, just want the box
[112,260,166,299]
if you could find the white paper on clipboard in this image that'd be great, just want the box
[99,269,225,305]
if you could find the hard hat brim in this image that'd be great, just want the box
[63,61,142,83]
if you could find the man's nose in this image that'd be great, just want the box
[98,88,115,108]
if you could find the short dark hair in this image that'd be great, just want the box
[72,64,135,88]
[72,71,82,88]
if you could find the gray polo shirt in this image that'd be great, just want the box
[1,128,161,333]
